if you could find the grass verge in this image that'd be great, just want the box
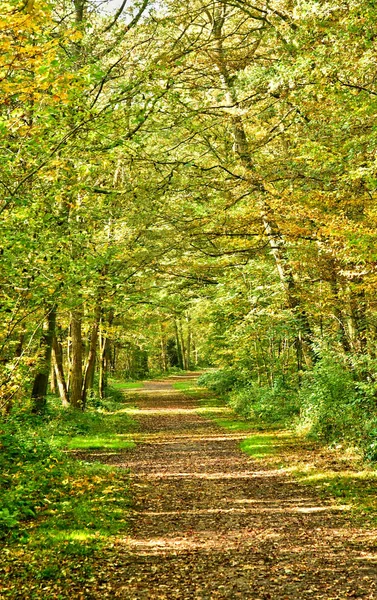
[0,383,138,598]
[180,379,377,525]
[174,380,276,457]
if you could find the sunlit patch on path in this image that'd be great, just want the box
[97,377,377,599]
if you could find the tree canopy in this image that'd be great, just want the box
[1,0,377,452]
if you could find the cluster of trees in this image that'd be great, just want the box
[2,0,377,444]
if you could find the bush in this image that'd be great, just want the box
[198,370,299,426]
[229,379,299,425]
[297,356,377,447]
[0,419,70,537]
[197,370,239,394]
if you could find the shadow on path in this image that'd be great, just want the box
[97,377,377,599]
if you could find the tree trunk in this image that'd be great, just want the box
[74,0,85,23]
[99,336,110,400]
[31,305,57,414]
[186,314,192,370]
[50,359,57,394]
[178,319,188,370]
[349,281,368,354]
[82,304,101,408]
[66,330,72,392]
[99,309,114,399]
[160,321,168,371]
[70,308,83,409]
[212,12,316,365]
[329,275,352,354]
[174,318,184,369]
[52,335,69,407]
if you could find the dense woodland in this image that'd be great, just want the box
[2,0,377,537]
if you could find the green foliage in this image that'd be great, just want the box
[199,358,377,460]
[297,356,377,448]
[0,420,65,535]
[197,370,239,395]
[229,380,300,426]
[0,385,137,537]
[198,370,299,426]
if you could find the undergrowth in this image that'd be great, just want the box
[193,375,377,525]
[197,362,377,461]
[0,382,138,598]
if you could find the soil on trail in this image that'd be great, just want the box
[97,377,377,599]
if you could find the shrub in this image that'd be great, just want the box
[197,370,239,394]
[229,379,299,425]
[0,419,70,537]
[297,356,377,446]
[199,370,299,426]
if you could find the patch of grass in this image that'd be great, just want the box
[109,379,144,390]
[211,415,255,431]
[180,380,278,454]
[240,434,276,457]
[66,436,136,450]
[290,464,377,524]
[172,381,196,391]
[0,380,138,598]
[195,386,275,432]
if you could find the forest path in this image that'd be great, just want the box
[99,376,376,599]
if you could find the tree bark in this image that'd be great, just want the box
[52,335,69,407]
[82,304,101,408]
[70,308,83,409]
[211,10,316,365]
[74,0,85,24]
[160,321,168,371]
[186,314,192,370]
[99,309,114,399]
[31,305,57,413]
[349,280,368,354]
[174,318,184,369]
[50,359,57,394]
[178,318,188,370]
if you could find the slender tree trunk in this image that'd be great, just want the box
[186,314,192,370]
[160,321,168,371]
[111,344,116,373]
[31,305,57,413]
[74,0,85,24]
[178,319,188,370]
[192,335,198,367]
[212,11,316,365]
[70,308,83,409]
[66,329,72,392]
[99,337,110,400]
[82,304,101,408]
[329,275,352,354]
[15,330,25,358]
[174,318,184,369]
[99,309,114,399]
[349,281,367,354]
[50,359,57,394]
[52,335,69,407]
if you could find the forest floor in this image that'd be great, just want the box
[2,375,377,599]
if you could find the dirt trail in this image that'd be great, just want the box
[100,377,377,599]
